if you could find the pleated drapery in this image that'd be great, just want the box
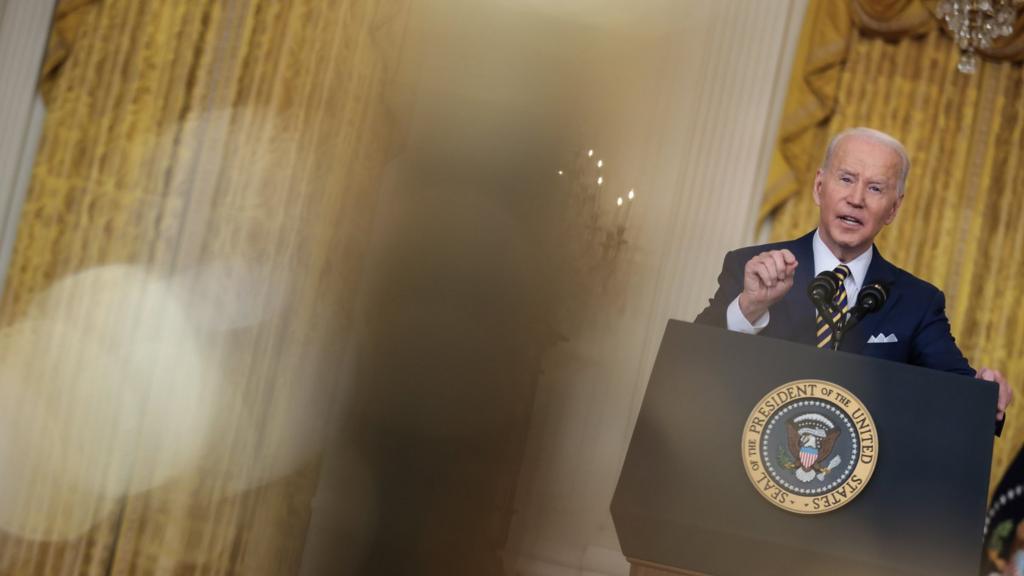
[0,0,408,573]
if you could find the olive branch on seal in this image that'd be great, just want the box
[777,445,797,470]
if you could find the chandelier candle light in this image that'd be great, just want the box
[937,0,1023,73]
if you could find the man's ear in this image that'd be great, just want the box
[884,193,904,225]
[812,169,824,206]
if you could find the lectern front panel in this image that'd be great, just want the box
[611,320,996,576]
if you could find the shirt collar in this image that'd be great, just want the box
[812,229,872,289]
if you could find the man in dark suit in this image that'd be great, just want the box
[695,127,1012,421]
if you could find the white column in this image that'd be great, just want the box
[0,0,55,294]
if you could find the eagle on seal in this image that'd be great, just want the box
[786,413,841,482]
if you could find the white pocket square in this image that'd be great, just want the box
[867,333,898,344]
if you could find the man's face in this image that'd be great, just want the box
[813,135,904,262]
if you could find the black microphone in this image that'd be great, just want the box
[807,270,842,306]
[851,282,888,320]
[809,270,843,350]
[840,282,889,343]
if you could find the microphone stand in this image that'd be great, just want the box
[832,309,851,352]
[838,309,867,347]
[832,284,888,352]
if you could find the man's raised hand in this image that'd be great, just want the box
[738,249,798,324]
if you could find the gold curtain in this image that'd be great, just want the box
[765,0,1024,491]
[0,0,408,573]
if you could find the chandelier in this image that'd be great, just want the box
[936,0,1023,73]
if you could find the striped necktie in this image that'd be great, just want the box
[816,264,851,349]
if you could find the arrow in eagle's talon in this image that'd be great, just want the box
[815,456,843,480]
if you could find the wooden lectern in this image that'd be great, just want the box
[611,320,997,576]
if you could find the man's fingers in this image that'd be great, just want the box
[997,375,1012,413]
[777,249,798,278]
[754,261,775,288]
[980,367,1006,384]
[769,251,788,280]
[996,377,1007,421]
[743,251,797,310]
[980,366,1013,421]
[761,257,779,285]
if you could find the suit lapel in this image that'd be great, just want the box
[840,247,899,354]
[780,231,817,345]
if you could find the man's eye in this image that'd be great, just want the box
[869,186,882,193]
[840,176,853,183]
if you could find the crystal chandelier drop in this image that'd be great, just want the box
[936,0,1023,73]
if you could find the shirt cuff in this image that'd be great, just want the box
[727,296,769,334]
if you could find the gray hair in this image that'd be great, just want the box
[821,127,910,196]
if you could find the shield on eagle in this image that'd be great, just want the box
[787,413,841,482]
[799,446,818,470]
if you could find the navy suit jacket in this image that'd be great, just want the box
[694,230,975,377]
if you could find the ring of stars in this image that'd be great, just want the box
[760,399,858,496]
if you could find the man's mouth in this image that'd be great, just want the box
[838,215,863,227]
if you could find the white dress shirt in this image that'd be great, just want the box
[726,230,873,334]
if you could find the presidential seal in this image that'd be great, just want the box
[740,380,877,514]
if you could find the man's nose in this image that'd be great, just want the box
[846,186,866,207]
